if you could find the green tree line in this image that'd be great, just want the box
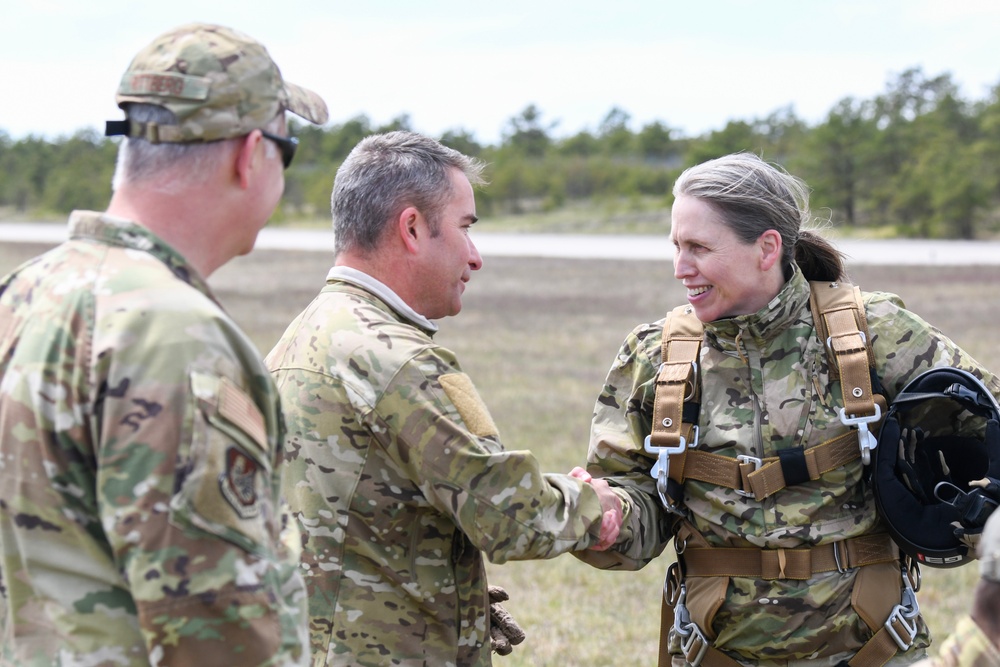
[2,67,999,238]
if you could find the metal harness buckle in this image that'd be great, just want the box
[885,606,918,651]
[838,403,881,465]
[736,455,762,497]
[681,626,710,667]
[644,427,698,513]
[826,330,866,354]
[833,540,846,574]
[885,565,921,651]
[663,561,682,606]
[672,584,710,667]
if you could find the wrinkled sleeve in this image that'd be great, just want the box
[371,347,606,564]
[96,311,307,666]
[575,322,675,570]
[866,291,1000,400]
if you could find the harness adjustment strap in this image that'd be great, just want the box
[681,534,898,580]
[848,569,920,667]
[677,430,862,501]
[649,358,698,450]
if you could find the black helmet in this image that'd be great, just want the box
[873,367,1000,568]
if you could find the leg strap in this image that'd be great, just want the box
[658,540,920,667]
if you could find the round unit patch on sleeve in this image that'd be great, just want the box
[439,372,499,438]
[221,445,261,519]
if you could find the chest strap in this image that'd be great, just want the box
[676,399,887,501]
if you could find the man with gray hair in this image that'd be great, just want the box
[0,22,327,665]
[266,130,623,666]
[914,509,1000,666]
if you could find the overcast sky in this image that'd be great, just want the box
[2,0,999,145]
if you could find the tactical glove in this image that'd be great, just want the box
[950,476,1000,551]
[488,585,526,656]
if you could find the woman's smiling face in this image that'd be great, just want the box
[670,194,782,323]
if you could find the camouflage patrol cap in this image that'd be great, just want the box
[109,23,328,143]
[980,507,1000,582]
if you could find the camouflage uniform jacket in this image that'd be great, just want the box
[912,616,1000,667]
[266,268,607,667]
[584,266,1000,663]
[0,211,308,666]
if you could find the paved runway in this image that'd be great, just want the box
[3,222,1000,265]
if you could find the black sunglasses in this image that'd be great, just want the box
[260,130,298,169]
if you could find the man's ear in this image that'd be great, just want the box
[234,130,263,190]
[758,229,783,271]
[397,206,423,254]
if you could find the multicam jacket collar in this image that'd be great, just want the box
[68,210,214,300]
[703,263,811,356]
[325,266,438,334]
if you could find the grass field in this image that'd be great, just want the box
[1,239,993,665]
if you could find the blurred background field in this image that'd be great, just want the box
[1,241,992,665]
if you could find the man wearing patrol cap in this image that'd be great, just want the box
[915,510,1000,666]
[0,22,327,666]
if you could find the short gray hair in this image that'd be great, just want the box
[673,152,844,282]
[111,103,281,191]
[332,130,486,255]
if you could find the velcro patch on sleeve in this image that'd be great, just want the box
[178,371,270,552]
[218,377,267,452]
[440,373,499,438]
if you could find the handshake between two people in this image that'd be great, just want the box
[569,466,624,551]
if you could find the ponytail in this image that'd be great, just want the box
[793,230,846,282]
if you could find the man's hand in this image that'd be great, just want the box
[570,466,623,550]
[954,520,982,552]
[951,477,1000,551]
[488,585,525,656]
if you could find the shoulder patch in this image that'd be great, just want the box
[440,372,499,438]
[220,445,262,519]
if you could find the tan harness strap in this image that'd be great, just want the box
[848,628,910,667]
[677,429,861,500]
[649,304,703,452]
[650,356,699,451]
[810,281,880,420]
[680,534,898,580]
[810,281,876,368]
[683,643,744,667]
[746,430,859,499]
[826,308,878,418]
[671,449,746,488]
[673,599,908,667]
